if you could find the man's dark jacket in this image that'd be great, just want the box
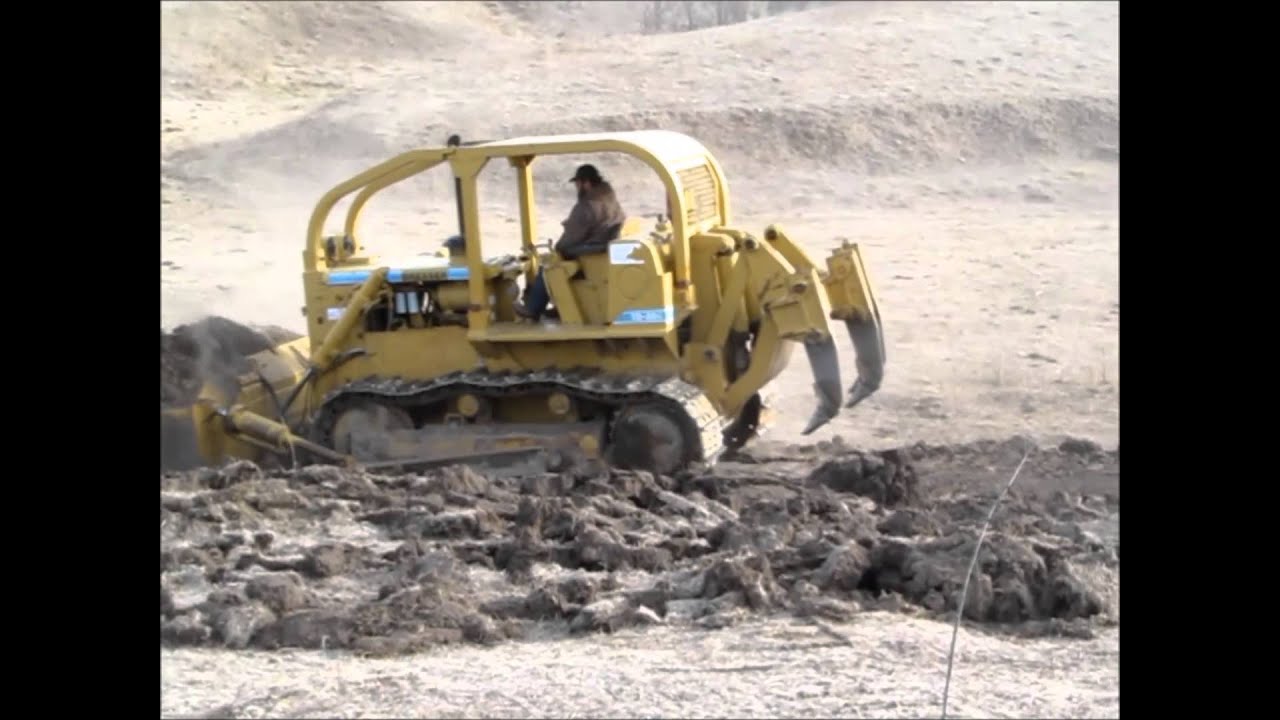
[555,182,626,259]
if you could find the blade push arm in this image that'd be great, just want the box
[820,238,886,408]
[716,227,886,437]
[718,233,844,435]
[761,224,886,409]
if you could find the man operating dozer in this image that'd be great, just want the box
[514,163,626,321]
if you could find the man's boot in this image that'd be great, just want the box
[512,300,537,320]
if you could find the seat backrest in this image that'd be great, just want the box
[578,253,610,283]
[620,216,646,238]
[603,238,674,327]
[559,222,620,260]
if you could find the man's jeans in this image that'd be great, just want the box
[524,268,550,318]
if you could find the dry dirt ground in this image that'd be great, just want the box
[160,1,1119,717]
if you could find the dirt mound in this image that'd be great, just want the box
[161,439,1119,655]
[161,316,301,407]
[162,1,525,100]
[163,1,1117,204]
[903,436,1120,501]
[490,0,835,37]
[164,93,1118,216]
[516,97,1118,173]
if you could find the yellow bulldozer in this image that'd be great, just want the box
[161,130,885,476]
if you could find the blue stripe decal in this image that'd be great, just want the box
[326,267,467,285]
[326,270,373,286]
[613,306,674,325]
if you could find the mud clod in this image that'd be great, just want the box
[410,550,465,583]
[525,585,573,619]
[702,555,778,610]
[204,587,249,608]
[214,601,278,649]
[161,587,176,618]
[1040,563,1105,620]
[246,572,309,615]
[570,597,656,634]
[422,509,504,539]
[1059,437,1103,456]
[303,544,354,579]
[813,543,871,592]
[215,532,247,553]
[707,520,752,553]
[878,508,940,537]
[342,585,487,654]
[160,435,1119,651]
[252,531,274,551]
[807,451,919,506]
[210,461,262,489]
[163,611,213,645]
[462,614,504,644]
[253,610,353,650]
[173,546,219,570]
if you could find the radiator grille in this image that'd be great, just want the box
[677,165,719,226]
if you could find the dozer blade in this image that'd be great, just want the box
[360,447,550,475]
[161,405,205,472]
[160,336,314,471]
[802,336,843,435]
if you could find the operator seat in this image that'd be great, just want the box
[543,222,623,325]
[557,222,622,263]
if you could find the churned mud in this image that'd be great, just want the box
[161,316,299,408]
[160,436,1119,657]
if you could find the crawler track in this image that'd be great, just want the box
[307,370,730,474]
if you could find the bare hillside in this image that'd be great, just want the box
[163,1,1117,190]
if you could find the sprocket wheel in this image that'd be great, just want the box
[328,401,413,462]
[609,402,692,477]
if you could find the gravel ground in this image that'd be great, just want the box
[161,612,1119,718]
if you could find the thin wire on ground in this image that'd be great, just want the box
[941,449,1031,719]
